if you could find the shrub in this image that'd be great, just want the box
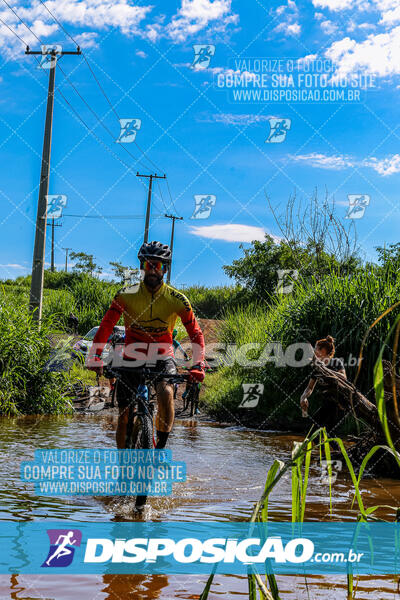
[202,268,400,429]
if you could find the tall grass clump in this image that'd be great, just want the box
[202,267,400,429]
[2,273,120,335]
[199,418,400,599]
[0,295,74,415]
[182,285,247,319]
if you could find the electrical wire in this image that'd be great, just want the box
[56,62,151,171]
[156,178,169,212]
[165,176,179,216]
[1,0,172,228]
[0,16,30,47]
[1,0,41,43]
[37,0,163,174]
[63,214,163,219]
[1,0,152,174]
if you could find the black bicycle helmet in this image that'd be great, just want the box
[138,241,172,264]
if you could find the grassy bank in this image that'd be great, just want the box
[0,295,74,416]
[201,268,400,431]
[2,273,241,335]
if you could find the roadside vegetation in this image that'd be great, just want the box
[2,192,400,418]
[0,296,74,415]
[200,330,400,598]
[201,193,400,432]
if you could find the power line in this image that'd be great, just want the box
[0,16,30,47]
[1,0,41,43]
[37,0,79,46]
[1,0,152,175]
[37,0,162,174]
[55,62,151,172]
[165,176,179,216]
[63,213,163,219]
[2,0,173,240]
[156,178,168,212]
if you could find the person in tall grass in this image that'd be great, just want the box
[300,336,347,438]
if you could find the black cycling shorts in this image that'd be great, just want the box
[114,358,177,409]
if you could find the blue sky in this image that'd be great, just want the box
[0,0,399,287]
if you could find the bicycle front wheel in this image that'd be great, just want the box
[125,410,153,510]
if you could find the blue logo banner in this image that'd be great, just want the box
[0,522,399,575]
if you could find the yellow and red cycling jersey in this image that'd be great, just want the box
[91,281,205,363]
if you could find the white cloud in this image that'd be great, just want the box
[290,152,354,169]
[312,0,354,10]
[30,19,59,38]
[0,0,152,55]
[165,0,239,42]
[364,154,400,175]
[189,223,271,242]
[346,19,376,32]
[199,112,276,125]
[325,26,400,77]
[272,0,301,37]
[135,49,148,58]
[0,0,239,56]
[378,1,400,25]
[320,19,338,34]
[74,31,99,48]
[287,22,301,35]
[18,0,152,35]
[0,263,27,270]
[289,152,400,176]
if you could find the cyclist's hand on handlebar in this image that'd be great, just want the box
[86,354,104,376]
[189,363,205,383]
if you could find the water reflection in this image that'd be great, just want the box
[0,414,399,598]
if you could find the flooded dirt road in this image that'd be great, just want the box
[0,413,399,599]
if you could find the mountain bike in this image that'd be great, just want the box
[112,366,187,510]
[179,376,201,417]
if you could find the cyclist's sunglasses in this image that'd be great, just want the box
[142,260,167,273]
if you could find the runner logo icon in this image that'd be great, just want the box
[41,529,82,567]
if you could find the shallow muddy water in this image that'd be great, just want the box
[0,413,399,599]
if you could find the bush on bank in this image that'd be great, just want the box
[202,268,400,430]
[0,296,74,416]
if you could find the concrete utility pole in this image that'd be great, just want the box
[62,247,72,272]
[27,45,81,322]
[136,172,166,243]
[46,219,62,272]
[164,214,183,284]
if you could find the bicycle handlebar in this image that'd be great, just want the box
[109,366,191,385]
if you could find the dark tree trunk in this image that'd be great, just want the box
[311,359,400,477]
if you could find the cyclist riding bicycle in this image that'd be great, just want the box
[87,241,205,450]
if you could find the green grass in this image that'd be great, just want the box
[199,426,400,599]
[0,293,74,416]
[1,273,120,335]
[2,274,240,334]
[181,284,245,319]
[202,267,400,429]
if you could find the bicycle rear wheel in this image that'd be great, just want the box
[125,408,153,510]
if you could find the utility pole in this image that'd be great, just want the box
[136,172,166,243]
[46,219,62,272]
[62,247,72,272]
[164,214,183,284]
[27,45,81,322]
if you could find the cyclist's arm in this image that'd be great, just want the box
[89,296,125,360]
[179,309,205,365]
